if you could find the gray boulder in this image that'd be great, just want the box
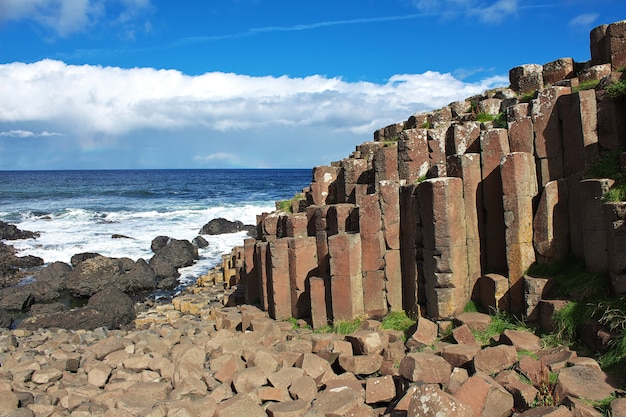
[0,262,71,310]
[19,287,135,330]
[70,252,101,267]
[0,308,13,328]
[149,238,198,289]
[199,218,254,235]
[0,221,39,240]
[66,255,156,297]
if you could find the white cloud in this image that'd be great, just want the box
[413,0,519,24]
[569,13,600,28]
[0,0,150,37]
[193,153,239,162]
[0,60,507,141]
[0,129,63,138]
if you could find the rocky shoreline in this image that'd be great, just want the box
[2,221,624,416]
[0,218,255,331]
[0,279,625,417]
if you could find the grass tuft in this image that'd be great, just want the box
[381,311,416,341]
[519,90,537,103]
[333,318,363,335]
[607,79,626,100]
[572,79,600,93]
[276,193,304,213]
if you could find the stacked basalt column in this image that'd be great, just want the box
[234,20,626,327]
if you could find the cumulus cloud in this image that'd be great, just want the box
[0,60,507,141]
[0,0,151,37]
[0,129,63,138]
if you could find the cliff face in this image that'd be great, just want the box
[226,20,626,328]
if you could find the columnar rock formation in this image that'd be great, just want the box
[230,21,626,328]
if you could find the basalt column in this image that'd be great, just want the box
[380,180,402,312]
[359,194,387,317]
[328,232,365,321]
[267,238,291,320]
[558,90,599,177]
[397,129,429,183]
[309,166,339,206]
[447,153,483,299]
[580,179,615,273]
[533,179,570,265]
[255,241,269,311]
[531,86,571,187]
[500,152,538,314]
[418,177,469,319]
[288,236,318,319]
[480,129,510,274]
[244,238,260,305]
[338,158,370,204]
[399,183,421,316]
[604,202,626,295]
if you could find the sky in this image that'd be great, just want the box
[0,0,624,170]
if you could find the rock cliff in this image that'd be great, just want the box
[223,20,626,329]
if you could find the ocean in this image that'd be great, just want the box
[0,169,312,292]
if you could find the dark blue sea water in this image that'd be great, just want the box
[0,169,312,287]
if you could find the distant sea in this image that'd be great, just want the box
[0,169,311,292]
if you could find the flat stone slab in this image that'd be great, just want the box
[554,365,615,402]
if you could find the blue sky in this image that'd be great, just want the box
[0,0,624,170]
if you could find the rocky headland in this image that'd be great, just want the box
[2,20,626,417]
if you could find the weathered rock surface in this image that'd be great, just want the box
[18,287,135,330]
[1,290,619,417]
[149,237,198,288]
[66,255,157,297]
[200,218,255,235]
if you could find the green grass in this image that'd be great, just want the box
[519,90,537,103]
[607,79,626,100]
[419,121,431,129]
[276,193,304,213]
[518,350,539,360]
[463,300,486,313]
[572,79,600,93]
[582,149,626,202]
[380,311,416,341]
[529,255,626,385]
[471,312,537,346]
[416,174,427,184]
[476,112,496,123]
[333,318,363,335]
[475,112,507,129]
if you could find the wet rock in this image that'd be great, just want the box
[19,287,135,330]
[149,238,198,287]
[66,255,156,297]
[200,218,255,235]
[70,252,101,267]
[0,221,39,240]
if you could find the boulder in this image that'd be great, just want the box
[408,385,474,417]
[193,235,209,248]
[398,352,452,384]
[554,365,615,402]
[66,255,156,297]
[149,238,198,287]
[0,308,13,328]
[18,287,135,330]
[0,261,71,310]
[200,218,254,235]
[0,241,43,287]
[0,221,39,240]
[455,372,514,417]
[70,252,101,267]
